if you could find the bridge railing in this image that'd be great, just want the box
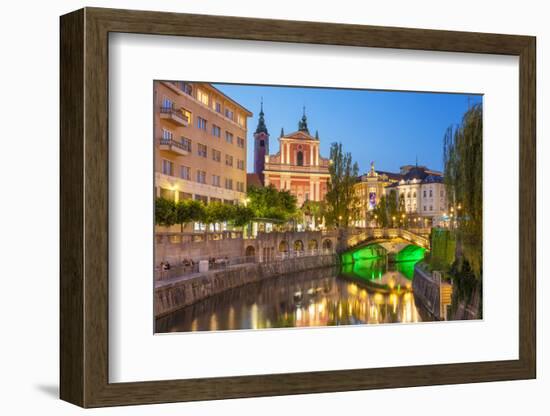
[346,228,430,249]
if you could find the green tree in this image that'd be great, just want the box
[372,195,389,227]
[300,200,325,229]
[155,197,176,227]
[231,205,255,227]
[247,185,297,222]
[324,142,359,228]
[443,103,483,278]
[174,199,204,232]
[387,189,399,227]
[398,193,407,227]
[203,202,235,231]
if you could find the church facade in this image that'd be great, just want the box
[254,107,331,207]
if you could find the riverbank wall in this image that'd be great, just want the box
[412,265,451,320]
[155,253,339,318]
[413,264,481,320]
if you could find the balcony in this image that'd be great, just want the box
[159,106,189,126]
[159,138,190,156]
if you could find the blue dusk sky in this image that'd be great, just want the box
[213,83,482,175]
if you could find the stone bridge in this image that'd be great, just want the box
[345,228,430,252]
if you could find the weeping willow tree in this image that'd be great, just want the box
[443,103,483,279]
[325,142,360,228]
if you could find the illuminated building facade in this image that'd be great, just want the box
[261,109,331,207]
[154,81,252,230]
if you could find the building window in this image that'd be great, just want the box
[197,117,207,131]
[195,194,208,203]
[413,192,417,198]
[161,159,173,176]
[430,205,433,211]
[237,159,245,170]
[162,128,173,140]
[423,190,427,198]
[259,139,265,147]
[237,137,245,148]
[225,131,234,144]
[212,149,221,162]
[237,113,245,127]
[161,97,173,110]
[178,191,192,201]
[197,143,207,158]
[180,165,190,180]
[197,89,209,106]
[225,178,233,190]
[225,108,234,120]
[212,175,221,187]
[440,189,444,197]
[212,124,221,137]
[225,155,233,167]
[237,181,245,192]
[429,189,433,197]
[180,137,191,152]
[160,187,175,200]
[424,206,427,211]
[297,151,304,166]
[196,170,207,184]
[214,101,222,113]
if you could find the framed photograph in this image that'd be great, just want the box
[60,7,536,408]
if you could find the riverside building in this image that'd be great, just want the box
[154,81,252,230]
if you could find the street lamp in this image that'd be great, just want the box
[392,216,396,228]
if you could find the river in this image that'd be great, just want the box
[155,256,434,333]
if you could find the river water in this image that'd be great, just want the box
[155,257,434,333]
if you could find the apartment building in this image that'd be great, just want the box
[154,81,252,229]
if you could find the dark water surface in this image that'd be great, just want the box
[155,259,433,333]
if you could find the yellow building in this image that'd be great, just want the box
[154,81,252,230]
[354,162,401,227]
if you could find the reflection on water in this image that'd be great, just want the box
[156,261,432,333]
[341,258,417,290]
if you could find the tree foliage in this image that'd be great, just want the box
[443,103,483,278]
[175,199,203,231]
[155,197,177,226]
[324,142,359,227]
[371,195,389,227]
[154,198,255,231]
[247,185,297,222]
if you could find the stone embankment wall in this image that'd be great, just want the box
[413,264,481,320]
[450,285,482,320]
[155,235,244,265]
[155,254,339,317]
[412,266,444,319]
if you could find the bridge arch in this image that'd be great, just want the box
[308,239,318,251]
[322,239,333,252]
[294,240,304,252]
[278,240,289,253]
[245,245,256,258]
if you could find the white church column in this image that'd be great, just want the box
[315,144,319,166]
[309,145,313,166]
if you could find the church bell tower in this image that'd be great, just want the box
[253,100,269,183]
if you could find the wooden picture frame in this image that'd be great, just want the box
[60,7,536,408]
